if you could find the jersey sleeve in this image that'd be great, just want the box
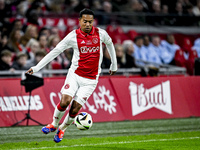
[100,29,117,71]
[31,31,74,73]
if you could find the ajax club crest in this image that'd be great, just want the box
[92,38,98,44]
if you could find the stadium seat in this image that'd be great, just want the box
[106,25,115,38]
[182,38,192,53]
[174,49,186,67]
[51,61,62,69]
[115,26,124,35]
[127,30,138,40]
[112,35,123,44]
[114,26,129,42]
[186,49,198,75]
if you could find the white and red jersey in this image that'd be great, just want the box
[32,26,117,80]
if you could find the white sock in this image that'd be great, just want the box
[59,113,75,131]
[51,107,65,128]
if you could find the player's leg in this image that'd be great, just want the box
[54,100,82,143]
[51,94,73,127]
[41,94,73,134]
[42,69,78,134]
[54,80,97,143]
[59,98,82,130]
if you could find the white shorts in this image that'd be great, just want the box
[60,69,98,106]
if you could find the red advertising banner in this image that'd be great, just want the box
[110,76,200,120]
[0,76,200,127]
[0,79,52,127]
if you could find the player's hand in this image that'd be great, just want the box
[109,70,116,75]
[26,68,33,75]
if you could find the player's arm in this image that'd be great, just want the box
[101,29,117,75]
[106,43,117,75]
[26,32,73,74]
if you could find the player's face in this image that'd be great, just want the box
[79,14,94,33]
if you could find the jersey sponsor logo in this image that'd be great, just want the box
[80,46,100,53]
[92,38,98,44]
[129,80,172,116]
[0,95,43,111]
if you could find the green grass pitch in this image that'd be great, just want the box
[0,118,200,150]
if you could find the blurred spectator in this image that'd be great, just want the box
[151,0,161,13]
[8,29,25,53]
[160,4,171,25]
[192,37,200,56]
[115,44,124,68]
[74,0,90,13]
[146,0,163,25]
[48,35,60,50]
[131,0,144,12]
[26,0,51,18]
[173,1,193,26]
[0,32,14,53]
[11,52,28,70]
[149,35,173,64]
[38,34,50,53]
[133,36,148,65]
[20,24,38,47]
[122,40,137,68]
[91,0,102,11]
[11,19,23,32]
[26,38,40,65]
[123,40,135,56]
[0,49,12,70]
[193,0,200,16]
[0,0,24,25]
[162,4,169,14]
[25,0,51,27]
[39,27,51,38]
[46,0,65,13]
[50,27,61,38]
[64,0,79,14]
[143,34,162,64]
[26,50,47,69]
[26,10,40,27]
[101,46,111,69]
[175,1,184,15]
[95,1,113,25]
[16,0,29,18]
[185,4,197,26]
[111,0,129,12]
[161,34,180,65]
[48,35,69,68]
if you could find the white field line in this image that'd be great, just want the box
[14,137,200,150]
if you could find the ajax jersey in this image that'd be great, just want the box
[31,27,117,80]
[75,27,101,79]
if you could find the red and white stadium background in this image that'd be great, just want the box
[0,76,200,127]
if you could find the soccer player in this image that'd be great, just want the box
[26,8,117,143]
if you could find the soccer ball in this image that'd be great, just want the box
[74,112,93,130]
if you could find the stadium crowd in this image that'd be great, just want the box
[1,0,200,25]
[0,0,200,76]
